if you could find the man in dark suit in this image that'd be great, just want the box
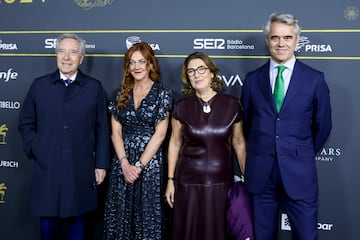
[241,13,332,240]
[18,33,110,240]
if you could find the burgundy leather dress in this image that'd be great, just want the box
[171,93,243,240]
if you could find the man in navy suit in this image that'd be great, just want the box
[241,13,332,240]
[18,33,110,240]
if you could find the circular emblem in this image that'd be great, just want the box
[344,6,359,21]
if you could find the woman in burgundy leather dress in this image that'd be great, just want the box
[165,52,247,240]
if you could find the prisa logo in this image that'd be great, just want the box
[295,36,333,53]
[0,38,18,51]
[125,36,161,51]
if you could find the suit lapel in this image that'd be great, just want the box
[281,61,303,113]
[258,62,278,112]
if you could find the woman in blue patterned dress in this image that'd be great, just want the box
[103,42,173,240]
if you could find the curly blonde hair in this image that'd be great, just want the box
[116,42,161,109]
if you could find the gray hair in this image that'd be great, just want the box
[55,33,86,55]
[263,13,301,36]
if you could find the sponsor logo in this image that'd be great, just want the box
[0,38,18,51]
[0,124,8,145]
[344,6,359,20]
[125,36,161,51]
[295,36,310,52]
[0,183,7,204]
[281,213,334,231]
[281,213,292,231]
[219,74,243,87]
[0,0,47,5]
[226,39,255,50]
[295,36,333,53]
[316,147,341,162]
[0,100,21,110]
[0,68,18,82]
[0,160,19,168]
[193,38,255,50]
[74,0,113,10]
[126,36,142,49]
[45,38,96,50]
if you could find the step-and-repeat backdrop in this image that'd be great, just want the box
[1,1,359,239]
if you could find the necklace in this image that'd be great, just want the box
[202,102,211,113]
[198,98,212,113]
[197,92,216,114]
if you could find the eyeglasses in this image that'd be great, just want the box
[186,66,209,77]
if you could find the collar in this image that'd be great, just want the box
[270,56,296,71]
[60,71,78,81]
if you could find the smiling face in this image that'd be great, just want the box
[186,58,214,92]
[128,50,152,81]
[266,21,299,64]
[56,38,84,78]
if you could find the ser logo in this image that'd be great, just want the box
[45,39,58,49]
[45,39,96,49]
[193,38,226,50]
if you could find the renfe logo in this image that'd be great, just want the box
[0,68,18,82]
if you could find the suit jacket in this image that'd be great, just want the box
[241,60,332,199]
[18,70,110,217]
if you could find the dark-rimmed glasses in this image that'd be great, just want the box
[186,66,209,77]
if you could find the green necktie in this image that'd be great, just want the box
[274,65,286,112]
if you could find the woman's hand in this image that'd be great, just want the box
[121,160,141,184]
[165,180,175,208]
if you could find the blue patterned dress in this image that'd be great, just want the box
[103,83,173,240]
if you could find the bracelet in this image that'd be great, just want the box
[168,177,175,181]
[119,156,127,164]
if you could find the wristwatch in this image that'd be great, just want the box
[135,161,145,170]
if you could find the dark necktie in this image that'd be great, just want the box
[274,65,286,112]
[64,79,72,86]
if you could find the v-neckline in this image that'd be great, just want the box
[132,83,154,111]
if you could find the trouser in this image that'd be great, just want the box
[40,215,85,240]
[251,157,318,240]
